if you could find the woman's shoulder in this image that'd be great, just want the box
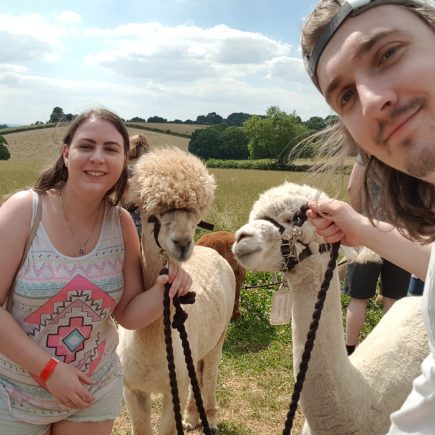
[1,189,34,215]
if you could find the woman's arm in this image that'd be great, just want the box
[113,208,192,330]
[307,199,430,280]
[0,191,95,408]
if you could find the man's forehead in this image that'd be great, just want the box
[317,5,412,94]
[305,0,428,88]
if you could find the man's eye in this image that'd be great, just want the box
[340,89,354,106]
[382,46,397,62]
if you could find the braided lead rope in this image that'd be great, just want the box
[282,204,341,435]
[163,279,184,435]
[162,268,212,434]
[172,297,212,435]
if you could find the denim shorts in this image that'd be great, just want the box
[0,375,123,435]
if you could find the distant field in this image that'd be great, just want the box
[125,122,208,137]
[3,126,190,161]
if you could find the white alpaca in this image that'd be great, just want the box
[118,147,235,435]
[232,181,428,435]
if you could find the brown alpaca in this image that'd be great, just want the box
[196,231,245,320]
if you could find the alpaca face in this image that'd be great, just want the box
[233,220,284,272]
[234,182,328,272]
[154,209,201,262]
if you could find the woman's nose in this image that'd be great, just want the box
[90,147,104,163]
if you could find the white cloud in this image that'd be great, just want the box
[0,13,66,62]
[0,13,331,124]
[84,23,293,84]
[54,11,82,25]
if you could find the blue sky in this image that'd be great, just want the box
[1,0,332,125]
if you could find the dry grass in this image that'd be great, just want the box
[3,126,189,161]
[125,122,208,137]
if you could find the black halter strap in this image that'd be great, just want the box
[148,213,214,250]
[261,216,332,272]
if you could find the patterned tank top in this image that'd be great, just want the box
[0,190,124,424]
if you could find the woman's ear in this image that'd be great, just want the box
[62,144,69,167]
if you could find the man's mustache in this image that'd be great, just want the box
[376,96,426,144]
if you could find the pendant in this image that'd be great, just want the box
[79,246,85,256]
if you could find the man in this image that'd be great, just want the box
[300,0,435,433]
[344,157,410,356]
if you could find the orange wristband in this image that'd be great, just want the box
[39,357,59,383]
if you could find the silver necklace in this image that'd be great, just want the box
[60,190,102,256]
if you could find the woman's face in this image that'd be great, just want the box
[62,118,126,197]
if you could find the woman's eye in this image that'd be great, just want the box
[79,144,92,150]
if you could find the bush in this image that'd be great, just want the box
[0,136,11,160]
[205,158,312,172]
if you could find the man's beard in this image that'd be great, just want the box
[404,141,435,179]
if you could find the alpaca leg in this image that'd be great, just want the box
[232,270,245,320]
[123,386,153,435]
[159,380,190,435]
[196,333,227,432]
[183,361,203,430]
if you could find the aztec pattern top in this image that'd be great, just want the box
[0,190,124,424]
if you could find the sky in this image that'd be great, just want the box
[0,0,333,125]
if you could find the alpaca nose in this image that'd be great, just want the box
[172,238,192,254]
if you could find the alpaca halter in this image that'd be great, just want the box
[304,0,426,89]
[148,211,214,251]
[261,216,332,273]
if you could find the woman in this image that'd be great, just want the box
[0,108,192,435]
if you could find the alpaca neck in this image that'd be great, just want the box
[141,219,167,288]
[286,257,366,431]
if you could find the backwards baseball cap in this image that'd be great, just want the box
[304,0,431,90]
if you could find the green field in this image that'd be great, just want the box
[0,152,382,435]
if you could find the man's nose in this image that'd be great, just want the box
[357,78,397,119]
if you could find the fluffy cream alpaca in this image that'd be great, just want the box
[233,181,428,435]
[118,148,235,435]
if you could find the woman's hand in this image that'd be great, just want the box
[45,362,95,409]
[307,199,367,246]
[157,262,193,299]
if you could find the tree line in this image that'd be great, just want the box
[188,106,337,163]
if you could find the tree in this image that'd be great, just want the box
[304,116,327,132]
[224,112,252,126]
[147,116,167,123]
[129,116,146,123]
[188,126,224,159]
[195,112,223,125]
[243,106,310,163]
[188,126,249,160]
[49,107,65,123]
[218,127,249,159]
[0,136,11,160]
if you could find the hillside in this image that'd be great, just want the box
[3,125,192,161]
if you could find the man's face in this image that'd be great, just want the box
[317,5,435,185]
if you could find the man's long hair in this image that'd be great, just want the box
[301,1,435,243]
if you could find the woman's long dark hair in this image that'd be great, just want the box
[34,108,130,205]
